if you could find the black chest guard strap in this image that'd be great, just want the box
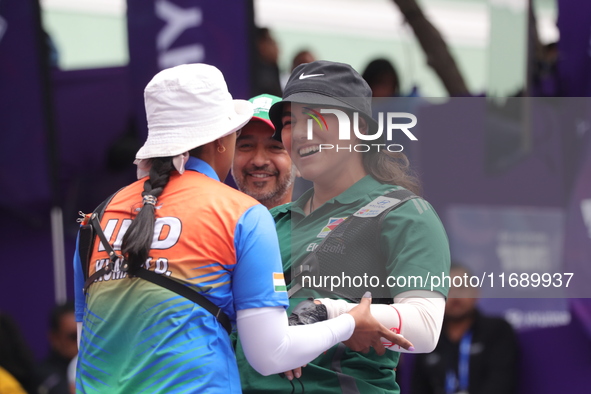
[288,188,418,302]
[78,191,120,283]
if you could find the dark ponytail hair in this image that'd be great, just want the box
[121,157,174,272]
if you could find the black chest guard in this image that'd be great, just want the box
[288,189,418,303]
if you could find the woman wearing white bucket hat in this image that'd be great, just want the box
[73,64,410,394]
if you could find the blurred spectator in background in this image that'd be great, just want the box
[0,312,38,394]
[42,29,59,69]
[252,27,282,97]
[361,57,421,162]
[232,94,296,209]
[362,58,400,97]
[37,302,77,394]
[411,264,519,394]
[291,49,316,71]
[532,41,559,97]
[281,49,317,91]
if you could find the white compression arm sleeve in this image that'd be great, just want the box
[317,290,445,353]
[237,306,354,376]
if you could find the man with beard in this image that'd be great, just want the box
[411,264,519,394]
[232,94,296,209]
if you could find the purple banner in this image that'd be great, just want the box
[556,0,591,96]
[0,0,51,209]
[127,0,253,137]
[0,66,135,360]
[564,132,591,334]
[0,0,57,361]
[446,205,571,329]
[447,205,567,297]
[415,98,591,328]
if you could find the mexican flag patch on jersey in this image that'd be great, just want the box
[316,217,347,238]
[273,272,287,292]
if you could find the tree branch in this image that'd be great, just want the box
[392,0,470,96]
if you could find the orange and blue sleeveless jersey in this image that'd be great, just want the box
[73,157,289,393]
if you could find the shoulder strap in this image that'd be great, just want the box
[78,191,121,281]
[81,191,232,335]
[82,209,124,289]
[134,269,232,334]
[377,188,418,223]
[352,188,417,219]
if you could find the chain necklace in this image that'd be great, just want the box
[309,191,314,215]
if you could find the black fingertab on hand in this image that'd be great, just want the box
[288,298,328,325]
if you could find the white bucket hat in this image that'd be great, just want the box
[136,63,254,160]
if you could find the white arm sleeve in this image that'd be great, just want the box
[237,306,355,376]
[317,290,445,353]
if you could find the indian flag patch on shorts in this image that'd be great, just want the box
[273,273,287,292]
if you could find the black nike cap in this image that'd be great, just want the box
[269,60,378,141]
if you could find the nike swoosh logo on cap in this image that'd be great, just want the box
[299,73,324,79]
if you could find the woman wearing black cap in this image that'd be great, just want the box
[236,61,450,394]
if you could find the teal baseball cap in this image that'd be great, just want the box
[248,94,282,130]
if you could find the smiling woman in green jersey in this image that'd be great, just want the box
[236,61,450,394]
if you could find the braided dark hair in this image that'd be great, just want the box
[121,157,174,272]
